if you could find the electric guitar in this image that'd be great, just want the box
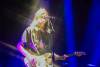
[0,41,86,67]
[24,51,86,67]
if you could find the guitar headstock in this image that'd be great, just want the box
[74,51,86,57]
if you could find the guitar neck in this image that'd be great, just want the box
[67,53,75,57]
[54,53,76,61]
[55,52,86,61]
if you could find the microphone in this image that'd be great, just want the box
[45,16,55,19]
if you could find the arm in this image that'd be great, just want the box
[17,42,31,57]
[17,42,37,66]
[17,28,35,57]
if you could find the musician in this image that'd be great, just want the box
[17,8,69,67]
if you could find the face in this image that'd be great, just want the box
[37,11,48,30]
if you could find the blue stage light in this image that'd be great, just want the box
[82,0,100,66]
[64,0,77,67]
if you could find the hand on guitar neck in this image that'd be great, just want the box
[73,51,86,57]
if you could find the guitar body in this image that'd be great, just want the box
[24,57,33,67]
[24,53,52,67]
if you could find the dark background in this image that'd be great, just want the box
[0,0,93,67]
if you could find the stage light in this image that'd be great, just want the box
[64,0,77,67]
[82,0,100,66]
[88,64,96,67]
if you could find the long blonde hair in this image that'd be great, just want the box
[29,8,48,30]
